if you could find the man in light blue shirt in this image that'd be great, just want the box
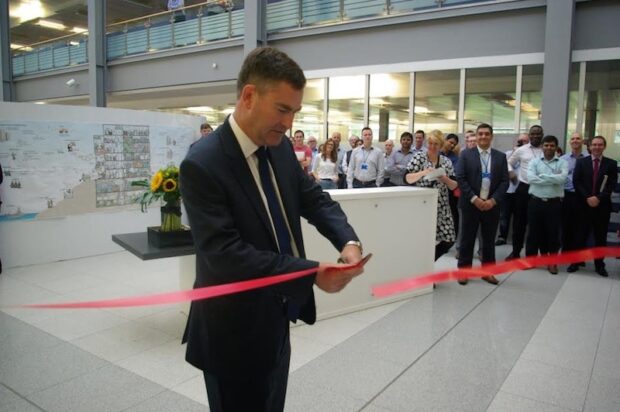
[525,135,568,274]
[560,132,587,257]
[385,132,415,185]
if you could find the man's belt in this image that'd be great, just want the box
[531,195,561,202]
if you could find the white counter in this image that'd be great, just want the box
[181,186,438,319]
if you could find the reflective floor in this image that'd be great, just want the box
[0,245,618,411]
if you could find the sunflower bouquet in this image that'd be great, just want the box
[132,165,182,231]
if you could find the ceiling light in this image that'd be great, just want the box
[37,19,66,31]
[186,106,214,112]
[69,41,79,46]
[10,43,32,51]
[11,0,45,23]
[72,26,88,34]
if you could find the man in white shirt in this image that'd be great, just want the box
[381,139,395,186]
[506,125,543,260]
[413,130,427,154]
[347,128,384,188]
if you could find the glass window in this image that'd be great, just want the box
[328,75,366,141]
[520,65,543,133]
[293,78,325,142]
[464,67,516,134]
[414,70,459,133]
[369,73,410,142]
[584,60,620,161]
[565,63,581,143]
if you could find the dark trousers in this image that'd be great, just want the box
[525,197,562,256]
[337,173,347,189]
[204,334,291,412]
[352,178,376,188]
[458,206,500,268]
[561,191,583,252]
[511,183,530,256]
[498,192,515,240]
[435,241,455,261]
[579,204,611,270]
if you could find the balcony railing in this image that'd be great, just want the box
[11,0,501,77]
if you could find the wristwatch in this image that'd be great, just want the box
[344,240,363,255]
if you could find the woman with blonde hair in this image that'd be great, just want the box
[405,130,459,260]
[312,138,339,190]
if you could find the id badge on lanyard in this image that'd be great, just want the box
[480,172,491,200]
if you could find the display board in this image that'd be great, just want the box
[0,102,202,222]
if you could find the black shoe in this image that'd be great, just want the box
[495,238,506,246]
[567,264,579,273]
[596,268,609,277]
[458,279,468,285]
[505,252,519,261]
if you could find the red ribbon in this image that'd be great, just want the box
[373,247,620,297]
[11,247,619,309]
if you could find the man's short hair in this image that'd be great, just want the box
[477,123,493,134]
[237,47,306,97]
[446,133,459,144]
[400,131,413,141]
[542,135,558,146]
[592,135,607,147]
[361,127,372,134]
[200,123,212,130]
[415,130,425,137]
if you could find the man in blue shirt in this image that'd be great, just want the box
[385,132,415,185]
[525,135,568,274]
[561,132,587,268]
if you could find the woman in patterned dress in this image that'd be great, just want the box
[405,130,458,261]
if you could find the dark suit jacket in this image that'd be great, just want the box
[180,119,358,378]
[455,147,509,211]
[573,156,618,210]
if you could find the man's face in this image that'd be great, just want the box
[307,137,317,150]
[444,138,457,152]
[384,141,394,155]
[349,136,358,147]
[331,132,341,145]
[466,134,477,149]
[529,126,543,147]
[400,136,413,151]
[516,135,528,147]
[476,128,493,149]
[362,129,373,147]
[569,133,583,152]
[242,82,303,147]
[414,133,425,149]
[293,131,304,146]
[200,127,212,137]
[590,137,605,158]
[542,141,557,159]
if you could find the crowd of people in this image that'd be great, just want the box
[283,123,618,280]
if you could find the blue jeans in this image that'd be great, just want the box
[319,179,337,190]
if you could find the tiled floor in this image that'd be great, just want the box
[0,245,618,411]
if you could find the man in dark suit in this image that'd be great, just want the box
[455,123,509,285]
[569,135,618,276]
[180,47,364,412]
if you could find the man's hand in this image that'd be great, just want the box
[586,196,600,208]
[474,198,495,211]
[315,262,364,294]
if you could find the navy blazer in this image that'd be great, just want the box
[180,119,358,378]
[573,156,618,208]
[455,147,509,210]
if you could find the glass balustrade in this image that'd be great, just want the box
[11,0,502,77]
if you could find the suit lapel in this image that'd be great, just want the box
[219,121,278,247]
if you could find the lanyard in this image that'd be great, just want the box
[480,151,490,174]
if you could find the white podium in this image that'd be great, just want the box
[180,186,438,318]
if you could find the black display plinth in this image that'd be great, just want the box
[147,226,193,248]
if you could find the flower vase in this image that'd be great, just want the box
[160,201,182,232]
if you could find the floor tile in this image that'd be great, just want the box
[171,375,209,406]
[0,312,63,362]
[583,373,620,412]
[500,358,590,411]
[27,364,165,412]
[487,390,577,412]
[122,389,207,412]
[0,342,107,395]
